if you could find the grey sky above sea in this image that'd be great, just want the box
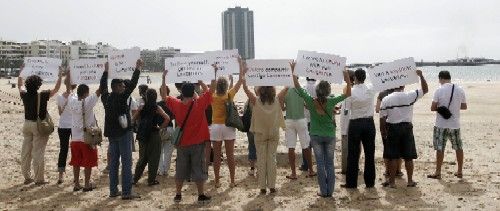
[1,0,499,63]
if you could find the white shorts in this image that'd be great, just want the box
[285,118,310,149]
[210,124,236,141]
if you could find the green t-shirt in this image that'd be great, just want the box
[285,88,305,120]
[296,87,346,137]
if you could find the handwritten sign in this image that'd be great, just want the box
[368,57,419,91]
[164,57,215,83]
[21,57,62,81]
[69,59,106,84]
[108,48,140,79]
[245,59,294,86]
[294,50,346,84]
[204,49,240,75]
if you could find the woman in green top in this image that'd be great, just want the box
[291,62,351,197]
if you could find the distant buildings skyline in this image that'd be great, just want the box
[222,7,255,60]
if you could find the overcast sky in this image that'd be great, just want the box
[1,0,499,63]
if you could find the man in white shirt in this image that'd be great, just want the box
[342,68,377,189]
[68,84,101,192]
[427,71,467,179]
[380,70,428,188]
[299,78,317,171]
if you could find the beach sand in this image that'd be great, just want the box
[0,78,499,210]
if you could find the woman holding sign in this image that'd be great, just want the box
[210,58,245,188]
[291,62,351,197]
[18,64,64,185]
[243,67,286,195]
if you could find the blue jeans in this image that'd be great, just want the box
[310,135,335,196]
[247,132,257,161]
[108,131,134,196]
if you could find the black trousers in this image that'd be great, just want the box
[134,132,161,183]
[57,128,72,172]
[346,118,376,188]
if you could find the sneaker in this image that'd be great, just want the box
[197,194,211,204]
[122,193,141,200]
[174,194,182,203]
[109,191,122,198]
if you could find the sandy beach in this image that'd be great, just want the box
[0,78,499,210]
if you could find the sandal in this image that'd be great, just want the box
[381,181,396,188]
[73,186,83,192]
[83,186,96,192]
[454,172,463,179]
[407,181,417,187]
[286,175,298,180]
[427,174,441,179]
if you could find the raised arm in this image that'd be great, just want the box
[100,62,109,105]
[231,57,245,93]
[342,69,352,97]
[208,64,218,94]
[49,66,64,98]
[123,59,143,98]
[290,61,302,90]
[18,64,24,93]
[242,80,257,105]
[416,69,428,95]
[229,74,234,90]
[160,70,168,101]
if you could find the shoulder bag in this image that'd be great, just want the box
[36,93,54,136]
[225,93,244,130]
[437,84,455,119]
[82,100,103,146]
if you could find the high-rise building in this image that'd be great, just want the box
[222,7,255,59]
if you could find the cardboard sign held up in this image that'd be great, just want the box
[294,50,346,84]
[245,59,294,86]
[21,57,62,81]
[108,48,140,79]
[368,57,419,91]
[69,58,107,84]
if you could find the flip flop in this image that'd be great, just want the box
[427,174,441,179]
[381,181,396,188]
[454,173,463,178]
[407,181,417,187]
[73,186,83,192]
[286,175,298,180]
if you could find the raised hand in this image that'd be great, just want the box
[416,69,423,77]
[289,61,297,74]
[104,62,109,72]
[136,59,144,70]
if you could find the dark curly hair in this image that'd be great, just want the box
[258,86,275,105]
[25,75,43,93]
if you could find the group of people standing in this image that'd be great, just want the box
[17,57,467,203]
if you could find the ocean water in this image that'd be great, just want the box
[140,64,500,85]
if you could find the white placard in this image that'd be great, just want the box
[164,57,215,83]
[204,49,240,75]
[108,48,140,79]
[294,50,346,84]
[21,57,62,81]
[368,57,419,91]
[69,58,107,84]
[245,59,294,86]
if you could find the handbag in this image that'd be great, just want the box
[82,100,103,146]
[437,84,454,120]
[171,100,195,147]
[119,97,133,129]
[225,93,244,130]
[241,101,252,133]
[36,93,54,136]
